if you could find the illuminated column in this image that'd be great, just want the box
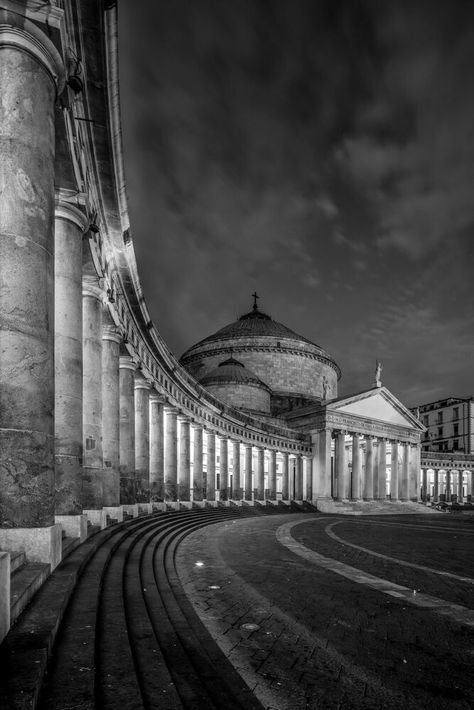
[244,444,253,500]
[351,435,362,500]
[192,425,204,501]
[82,277,104,508]
[256,448,265,500]
[433,469,439,502]
[119,355,136,503]
[421,468,428,502]
[311,429,332,499]
[304,456,312,501]
[178,416,191,501]
[409,444,420,501]
[101,324,121,506]
[363,437,374,501]
[0,10,64,567]
[164,406,178,502]
[445,470,451,501]
[206,431,216,501]
[54,202,87,515]
[295,454,303,500]
[219,437,229,501]
[457,470,464,502]
[377,439,387,500]
[334,431,347,500]
[149,394,164,500]
[400,443,409,501]
[232,441,241,500]
[281,452,289,500]
[390,441,399,501]
[135,375,151,500]
[268,450,277,500]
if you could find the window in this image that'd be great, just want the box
[437,411,443,424]
[454,424,459,436]
[438,427,443,437]
[453,407,459,420]
[453,440,459,451]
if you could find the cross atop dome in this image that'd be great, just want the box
[252,291,259,311]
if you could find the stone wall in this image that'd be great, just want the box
[205,382,271,414]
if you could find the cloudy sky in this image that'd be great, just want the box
[118,0,474,407]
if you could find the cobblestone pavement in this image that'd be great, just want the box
[175,513,474,710]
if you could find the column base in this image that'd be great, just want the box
[122,504,139,518]
[84,509,107,529]
[103,506,124,523]
[0,552,10,644]
[0,524,62,570]
[55,514,88,542]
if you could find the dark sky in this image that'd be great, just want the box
[118,0,474,408]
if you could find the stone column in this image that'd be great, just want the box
[256,448,265,501]
[192,425,204,501]
[351,435,362,500]
[206,431,216,501]
[219,437,229,501]
[244,444,253,501]
[334,431,348,500]
[164,407,178,502]
[232,441,241,500]
[457,470,464,502]
[54,201,87,516]
[311,429,332,499]
[433,469,439,502]
[400,443,410,501]
[295,454,303,500]
[445,470,451,502]
[281,452,289,500]
[408,444,420,501]
[303,456,312,501]
[101,324,121,506]
[372,440,380,499]
[0,12,63,563]
[421,468,427,502]
[149,394,164,501]
[390,442,399,501]
[82,277,104,509]
[177,417,191,502]
[363,437,374,501]
[119,355,136,503]
[135,376,151,501]
[267,450,277,500]
[377,439,387,500]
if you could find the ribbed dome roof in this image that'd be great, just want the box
[198,356,271,391]
[187,305,320,350]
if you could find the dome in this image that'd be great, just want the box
[198,356,271,391]
[180,297,341,415]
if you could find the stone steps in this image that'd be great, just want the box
[315,499,440,515]
[10,562,50,625]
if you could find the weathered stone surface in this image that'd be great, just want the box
[149,396,164,500]
[102,327,121,506]
[0,523,61,569]
[178,418,190,501]
[0,552,10,644]
[164,408,178,501]
[134,378,150,500]
[119,356,135,503]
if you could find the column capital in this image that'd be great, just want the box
[149,392,166,405]
[102,324,122,344]
[55,198,89,232]
[119,355,137,371]
[82,275,105,301]
[134,375,152,391]
[0,10,65,91]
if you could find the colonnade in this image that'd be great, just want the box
[313,430,421,502]
[420,468,474,503]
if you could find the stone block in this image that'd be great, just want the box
[122,504,139,518]
[103,506,124,523]
[179,501,193,509]
[0,552,10,644]
[84,509,107,529]
[138,503,153,515]
[0,525,62,570]
[55,514,88,541]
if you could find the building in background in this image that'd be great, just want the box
[412,397,474,454]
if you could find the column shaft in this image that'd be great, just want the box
[206,432,216,501]
[135,377,151,501]
[295,455,303,500]
[164,408,178,501]
[335,432,347,500]
[457,470,463,502]
[408,444,420,501]
[150,396,164,501]
[178,418,191,501]
[281,453,289,500]
[54,205,87,514]
[82,280,103,508]
[377,439,387,500]
[232,441,241,500]
[400,443,409,501]
[311,429,332,499]
[433,469,439,502]
[363,438,374,500]
[192,426,204,501]
[268,450,277,500]
[351,436,362,500]
[390,442,399,501]
[101,326,121,506]
[219,438,229,501]
[244,445,253,500]
[119,356,136,503]
[256,448,265,500]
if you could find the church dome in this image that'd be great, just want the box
[198,356,271,414]
[181,297,341,415]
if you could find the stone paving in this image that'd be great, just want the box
[175,513,474,710]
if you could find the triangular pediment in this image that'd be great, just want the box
[327,387,424,430]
